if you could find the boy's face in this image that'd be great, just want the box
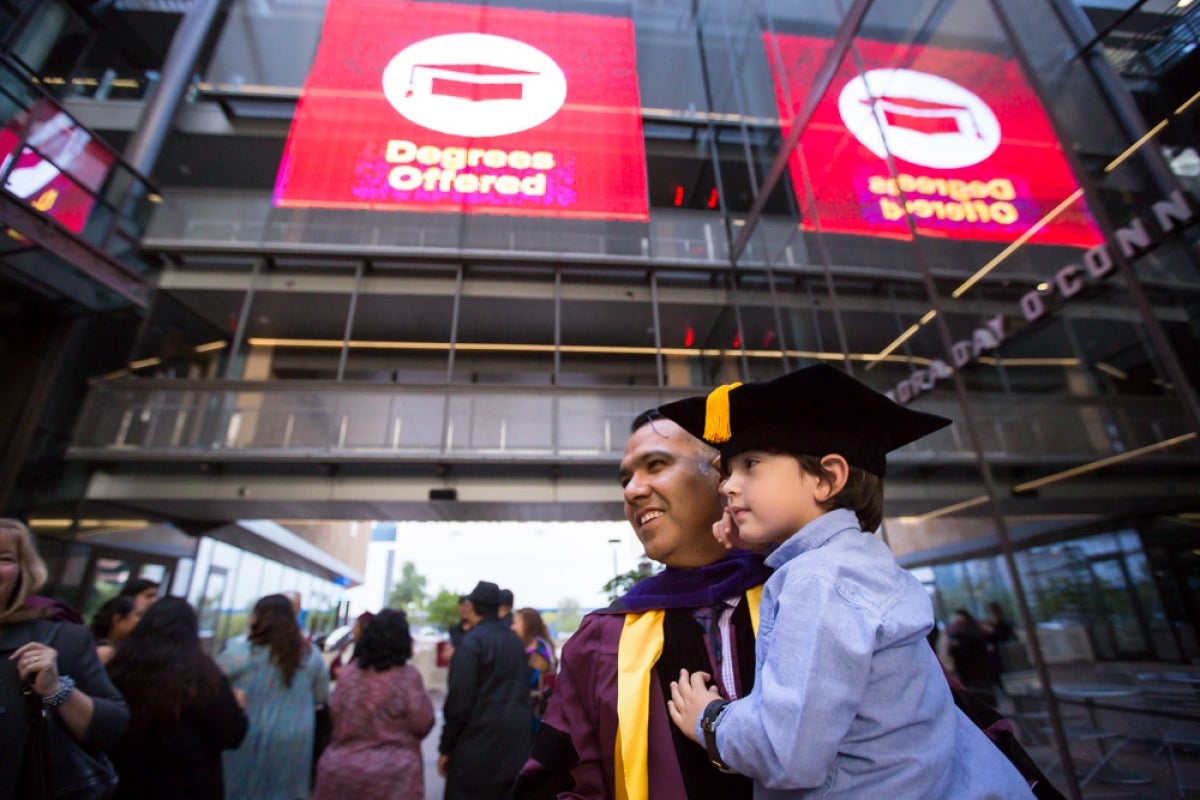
[619,419,726,568]
[720,451,826,546]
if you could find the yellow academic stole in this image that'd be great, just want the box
[613,585,763,800]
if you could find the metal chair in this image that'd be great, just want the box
[1164,724,1200,799]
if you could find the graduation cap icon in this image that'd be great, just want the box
[382,33,569,137]
[863,95,985,139]
[406,63,541,103]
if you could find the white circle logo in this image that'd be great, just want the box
[838,68,1001,169]
[382,33,567,138]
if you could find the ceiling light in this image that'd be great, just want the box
[1013,432,1196,493]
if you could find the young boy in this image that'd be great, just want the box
[659,364,1034,798]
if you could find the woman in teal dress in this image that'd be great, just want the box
[217,594,329,800]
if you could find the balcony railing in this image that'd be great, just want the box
[0,54,160,307]
[67,379,1196,469]
[140,189,808,269]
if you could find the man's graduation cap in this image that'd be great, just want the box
[656,364,951,478]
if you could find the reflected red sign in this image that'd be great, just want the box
[765,34,1102,246]
[0,100,115,234]
[275,0,648,221]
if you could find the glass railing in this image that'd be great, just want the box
[68,378,1194,467]
[0,54,160,294]
[141,188,811,269]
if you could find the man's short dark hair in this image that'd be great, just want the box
[120,577,160,598]
[630,408,663,434]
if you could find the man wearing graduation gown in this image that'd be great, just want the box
[514,410,771,800]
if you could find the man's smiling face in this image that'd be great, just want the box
[618,417,726,568]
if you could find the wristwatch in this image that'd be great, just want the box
[700,699,733,772]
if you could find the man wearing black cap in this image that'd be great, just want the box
[439,580,532,799]
[514,410,770,799]
[658,365,1032,797]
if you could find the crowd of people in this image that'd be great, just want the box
[1,365,1062,800]
[0,513,557,800]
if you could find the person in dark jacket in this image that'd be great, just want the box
[1,518,128,800]
[438,580,533,800]
[447,595,473,653]
[947,608,998,705]
[106,597,248,799]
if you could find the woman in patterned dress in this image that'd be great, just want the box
[312,608,435,800]
[217,594,329,800]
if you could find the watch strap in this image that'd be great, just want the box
[700,698,732,771]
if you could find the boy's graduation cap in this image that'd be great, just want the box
[657,363,951,478]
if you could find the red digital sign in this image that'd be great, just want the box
[0,100,115,234]
[764,34,1102,247]
[275,0,648,221]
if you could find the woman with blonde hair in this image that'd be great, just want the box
[0,518,128,799]
[217,593,329,800]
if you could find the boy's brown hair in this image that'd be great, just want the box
[794,454,883,532]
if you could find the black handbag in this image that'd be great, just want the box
[21,679,119,800]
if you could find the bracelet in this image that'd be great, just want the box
[42,675,76,708]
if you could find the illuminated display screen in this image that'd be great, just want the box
[765,34,1102,247]
[0,100,115,235]
[274,0,649,221]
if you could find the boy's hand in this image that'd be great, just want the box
[714,507,768,552]
[667,669,721,744]
[713,507,740,550]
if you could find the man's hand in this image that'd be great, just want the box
[437,754,449,777]
[667,669,721,744]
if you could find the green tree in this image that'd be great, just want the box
[603,558,659,601]
[555,597,582,634]
[387,561,428,611]
[426,588,463,631]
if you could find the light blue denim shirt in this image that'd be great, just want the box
[700,508,1033,799]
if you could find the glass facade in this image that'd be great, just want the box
[1,1,1197,793]
[3,0,1196,645]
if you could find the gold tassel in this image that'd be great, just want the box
[703,382,742,443]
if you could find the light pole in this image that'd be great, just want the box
[608,538,621,581]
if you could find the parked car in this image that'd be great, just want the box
[322,624,354,653]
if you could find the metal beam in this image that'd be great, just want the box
[731,0,875,262]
